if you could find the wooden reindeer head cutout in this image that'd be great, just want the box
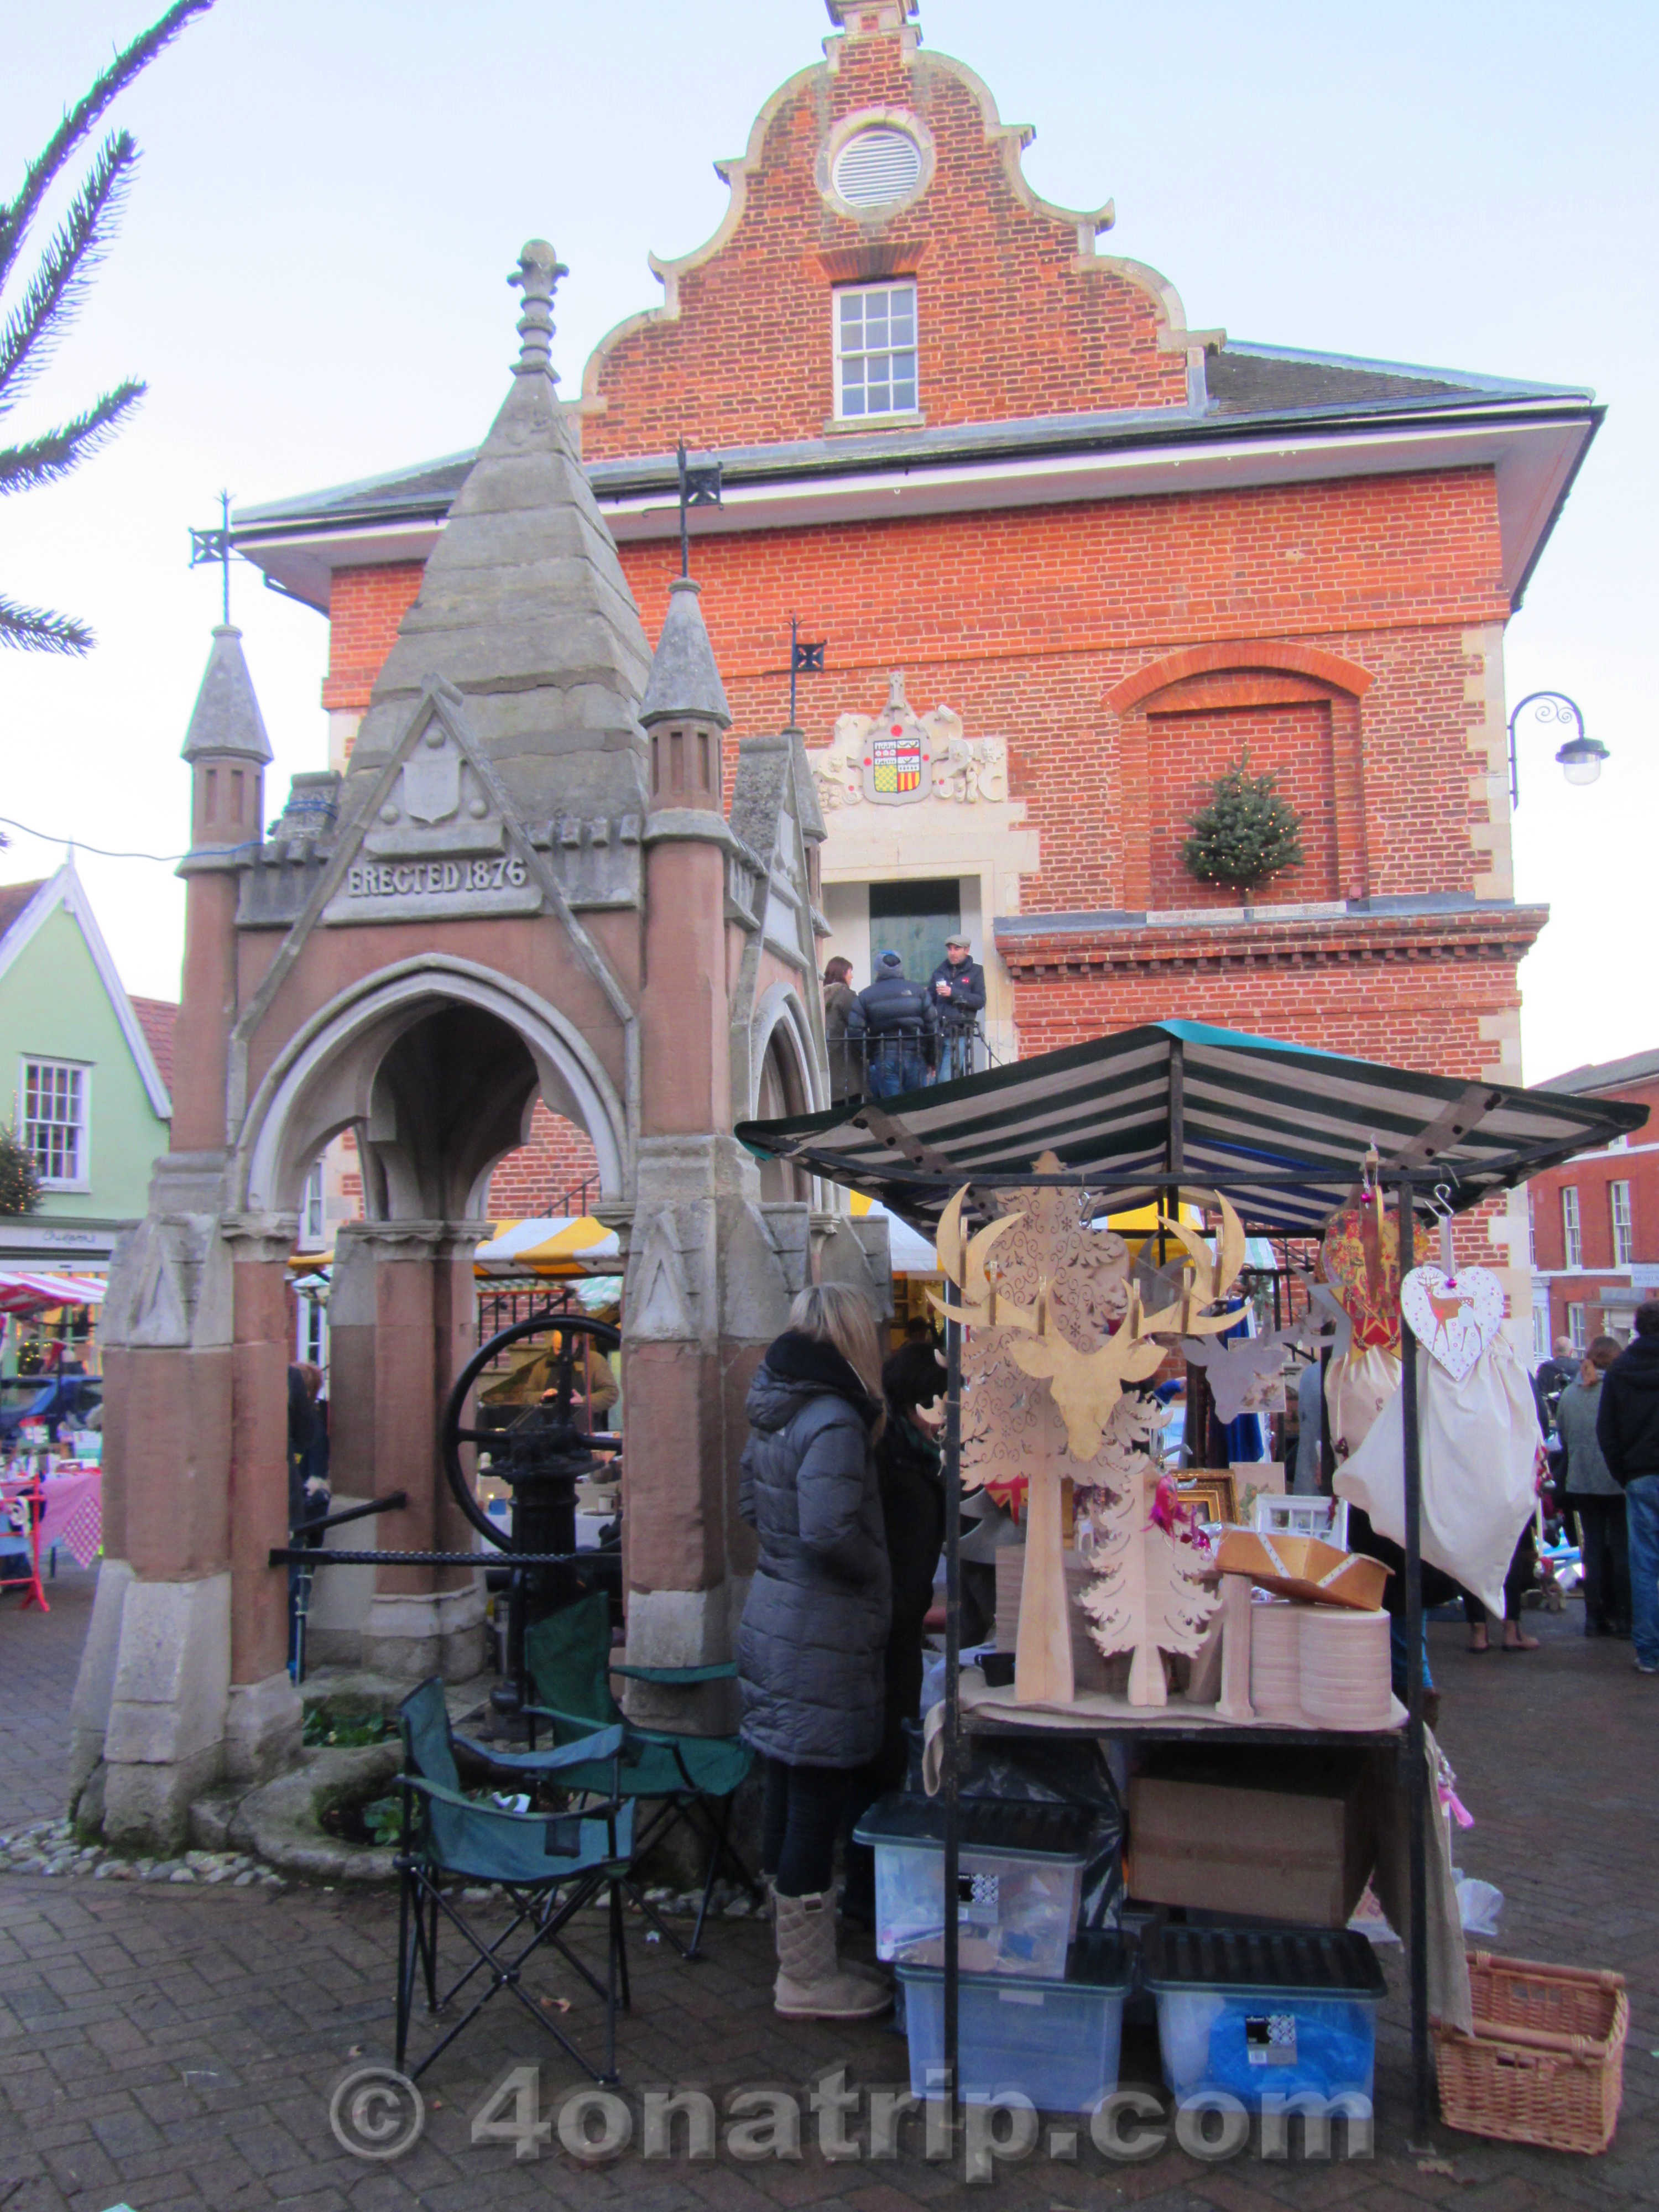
[934,1185,1249,1462]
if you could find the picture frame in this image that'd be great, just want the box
[1177,1473,1238,1529]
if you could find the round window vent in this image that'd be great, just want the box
[832,126,924,210]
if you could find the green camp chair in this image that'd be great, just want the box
[523,1592,761,1960]
[394,1677,635,2083]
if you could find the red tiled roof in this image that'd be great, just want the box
[131,997,179,1094]
[0,879,45,942]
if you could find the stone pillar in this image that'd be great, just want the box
[223,1223,305,1782]
[73,1157,241,1849]
[331,1220,487,1679]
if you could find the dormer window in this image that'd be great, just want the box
[834,282,917,421]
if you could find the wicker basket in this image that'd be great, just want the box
[1434,1950,1629,2155]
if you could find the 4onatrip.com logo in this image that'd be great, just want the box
[329,2062,1374,2179]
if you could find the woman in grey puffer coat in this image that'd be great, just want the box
[738,1282,891,2019]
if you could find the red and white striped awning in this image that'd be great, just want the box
[0,1271,107,1317]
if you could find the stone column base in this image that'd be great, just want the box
[102,1572,232,1853]
[225,1670,304,1783]
[622,1581,747,1735]
[361,1578,487,1681]
[67,1557,134,1809]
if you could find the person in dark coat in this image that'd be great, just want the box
[737,1282,891,2018]
[286,1363,329,1673]
[1597,1302,1659,1674]
[822,956,863,1103]
[849,951,935,1097]
[1558,1336,1629,1638]
[926,934,985,1082]
[841,1337,947,1924]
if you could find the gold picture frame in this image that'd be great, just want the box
[1177,1473,1238,1529]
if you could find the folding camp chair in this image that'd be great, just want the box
[524,1592,762,1961]
[394,1678,635,2083]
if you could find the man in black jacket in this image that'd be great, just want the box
[1597,1302,1659,1674]
[927,934,985,1082]
[851,951,935,1097]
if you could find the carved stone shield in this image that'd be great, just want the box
[401,749,461,825]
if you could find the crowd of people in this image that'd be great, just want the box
[823,939,986,1102]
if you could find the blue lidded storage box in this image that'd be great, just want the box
[852,1792,1094,1979]
[897,1934,1130,2111]
[1144,1924,1386,2109]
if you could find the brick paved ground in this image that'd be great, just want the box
[2,1573,1656,2210]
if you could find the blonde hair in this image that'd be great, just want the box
[789,1282,886,1437]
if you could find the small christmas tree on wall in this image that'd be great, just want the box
[0,1128,41,1217]
[1182,753,1305,896]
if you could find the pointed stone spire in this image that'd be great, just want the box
[345,241,654,825]
[180,625,272,763]
[640,578,732,731]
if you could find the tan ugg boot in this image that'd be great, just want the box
[773,1890,891,2020]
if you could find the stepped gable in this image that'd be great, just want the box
[346,241,653,826]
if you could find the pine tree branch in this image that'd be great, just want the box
[0,134,139,417]
[0,380,145,496]
[0,0,215,294]
[0,593,95,656]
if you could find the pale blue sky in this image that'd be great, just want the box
[2,0,1654,1078]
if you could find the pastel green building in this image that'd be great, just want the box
[0,864,175,1271]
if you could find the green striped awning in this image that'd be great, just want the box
[735,1019,1646,1235]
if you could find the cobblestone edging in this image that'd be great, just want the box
[0,1817,286,1888]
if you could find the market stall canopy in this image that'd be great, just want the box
[0,1271,107,1318]
[847,1194,940,1274]
[474,1216,621,1279]
[737,1020,1647,1236]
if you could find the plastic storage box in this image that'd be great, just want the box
[1144,1924,1386,2107]
[853,1793,1094,1978]
[898,1934,1130,2110]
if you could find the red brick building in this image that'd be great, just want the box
[231,0,1599,1246]
[1528,1051,1659,1355]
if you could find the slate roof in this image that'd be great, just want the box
[1540,1047,1659,1098]
[232,343,1594,544]
[130,998,179,1092]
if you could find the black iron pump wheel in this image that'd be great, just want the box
[440,1311,622,1723]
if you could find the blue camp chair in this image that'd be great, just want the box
[395,1678,635,2083]
[523,1593,761,1960]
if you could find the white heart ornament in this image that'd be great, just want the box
[1399,1264,1506,1382]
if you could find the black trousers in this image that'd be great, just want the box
[1463,1522,1537,1629]
[1572,1494,1631,1634]
[760,1757,852,1898]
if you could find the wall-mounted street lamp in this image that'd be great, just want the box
[1507,690,1609,807]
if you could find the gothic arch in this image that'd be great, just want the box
[237,957,629,1222]
[750,982,823,1119]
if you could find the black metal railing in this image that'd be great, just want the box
[825,1018,989,1103]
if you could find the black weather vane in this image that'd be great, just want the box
[188,489,234,624]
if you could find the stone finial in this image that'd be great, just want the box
[640,577,733,731]
[508,239,568,379]
[825,1,919,30]
[181,625,272,764]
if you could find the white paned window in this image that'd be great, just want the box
[1567,1301,1587,1354]
[1527,1198,1537,1269]
[22,1059,88,1187]
[1562,1186,1582,1271]
[834,283,918,421]
[296,1293,327,1367]
[302,1164,326,1246]
[833,127,922,210]
[1611,1180,1634,1267]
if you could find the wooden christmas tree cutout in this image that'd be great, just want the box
[935,1166,1246,1707]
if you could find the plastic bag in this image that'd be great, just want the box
[1454,1874,1504,1938]
[905,1721,1124,1929]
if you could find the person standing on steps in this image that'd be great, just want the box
[851,950,935,1098]
[927,933,985,1083]
[737,1283,892,2021]
[822,955,863,1104]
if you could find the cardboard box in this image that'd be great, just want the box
[1126,1767,1373,1927]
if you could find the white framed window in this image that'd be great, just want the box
[1527,1197,1537,1269]
[1611,1180,1634,1267]
[1562,1186,1582,1271]
[301,1163,326,1248]
[834,282,918,421]
[1567,1300,1587,1353]
[296,1293,328,1368]
[20,1058,90,1189]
